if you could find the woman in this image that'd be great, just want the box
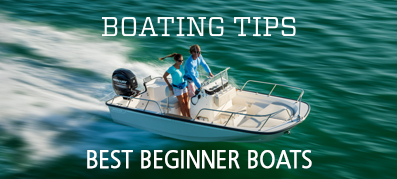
[160,53,191,118]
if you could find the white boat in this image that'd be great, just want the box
[106,67,310,142]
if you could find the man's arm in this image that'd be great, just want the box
[190,67,202,89]
[186,62,202,89]
[200,55,214,77]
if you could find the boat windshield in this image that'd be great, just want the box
[201,67,230,89]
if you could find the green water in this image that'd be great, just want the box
[0,0,396,178]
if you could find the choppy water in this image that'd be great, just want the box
[0,0,396,178]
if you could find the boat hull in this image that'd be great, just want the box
[108,105,290,142]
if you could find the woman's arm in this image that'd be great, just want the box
[163,71,173,90]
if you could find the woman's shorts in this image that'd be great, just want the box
[173,87,188,96]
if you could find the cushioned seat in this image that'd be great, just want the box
[160,96,180,108]
[218,104,247,127]
[239,104,292,128]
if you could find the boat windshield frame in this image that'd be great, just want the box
[200,67,230,92]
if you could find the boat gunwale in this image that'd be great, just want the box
[105,90,311,135]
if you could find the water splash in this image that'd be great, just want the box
[0,15,168,172]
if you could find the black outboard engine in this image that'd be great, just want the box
[112,68,138,97]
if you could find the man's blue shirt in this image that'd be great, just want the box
[184,54,211,89]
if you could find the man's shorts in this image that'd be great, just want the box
[187,80,197,97]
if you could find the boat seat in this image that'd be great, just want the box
[160,96,180,108]
[238,104,292,128]
[160,86,180,108]
[217,104,247,127]
[146,78,169,101]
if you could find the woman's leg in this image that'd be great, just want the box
[176,95,187,116]
[182,92,191,118]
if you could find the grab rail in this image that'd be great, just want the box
[193,107,291,131]
[106,95,164,114]
[240,80,304,120]
[241,80,304,101]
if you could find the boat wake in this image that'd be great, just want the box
[0,15,173,173]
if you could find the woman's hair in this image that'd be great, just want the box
[159,53,182,61]
[189,44,200,54]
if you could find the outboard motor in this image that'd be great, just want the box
[112,68,138,97]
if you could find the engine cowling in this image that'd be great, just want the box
[112,68,138,97]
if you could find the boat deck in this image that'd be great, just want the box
[107,87,309,133]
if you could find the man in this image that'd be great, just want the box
[184,44,214,96]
